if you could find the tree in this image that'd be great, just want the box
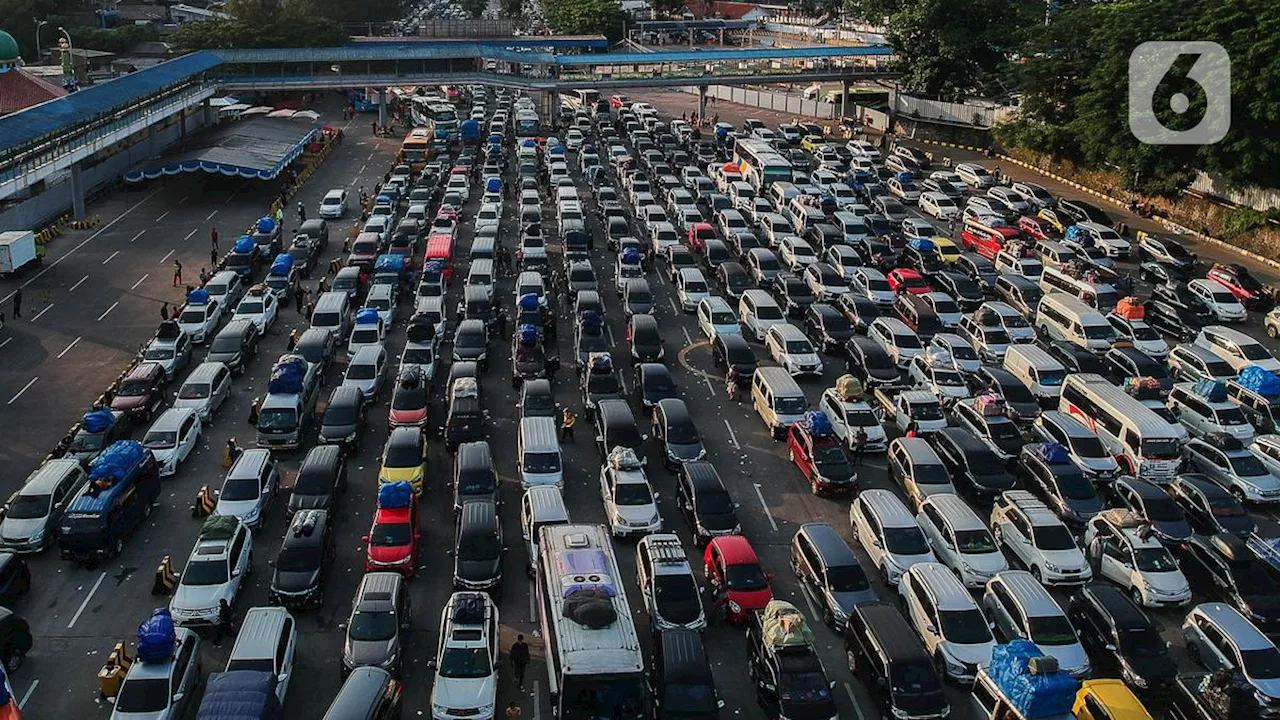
[171,17,348,51]
[543,0,625,41]
[650,0,685,18]
[0,0,61,61]
[499,0,522,17]
[460,0,487,19]
[71,24,160,54]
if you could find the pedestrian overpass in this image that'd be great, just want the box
[0,36,894,226]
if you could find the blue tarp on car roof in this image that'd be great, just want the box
[195,671,282,720]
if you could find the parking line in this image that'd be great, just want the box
[723,419,740,449]
[18,679,38,710]
[130,230,145,243]
[0,338,11,350]
[30,304,53,322]
[57,337,81,359]
[131,273,150,290]
[67,571,106,628]
[159,249,175,264]
[753,483,778,531]
[97,302,119,321]
[183,228,199,242]
[205,208,218,221]
[682,327,692,345]
[668,296,680,313]
[70,273,90,290]
[156,210,170,222]
[799,586,822,624]
[844,683,866,720]
[7,377,37,405]
[533,680,541,720]
[606,325,616,347]
[529,579,537,621]
[102,250,120,265]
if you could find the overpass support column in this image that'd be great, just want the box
[202,97,214,126]
[841,79,850,120]
[698,86,708,122]
[689,29,694,48]
[70,161,86,221]
[719,29,724,47]
[378,89,388,129]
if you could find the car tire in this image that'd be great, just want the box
[1030,566,1043,583]
[1130,587,1145,607]
[1231,486,1247,506]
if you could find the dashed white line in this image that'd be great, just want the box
[7,377,37,405]
[844,683,866,720]
[753,483,778,532]
[205,208,218,221]
[130,230,145,243]
[18,679,38,710]
[668,296,680,313]
[798,585,822,623]
[97,302,119,321]
[359,163,368,175]
[606,325,616,347]
[57,336,81,359]
[723,419,740,449]
[179,194,190,205]
[533,680,542,720]
[682,327,692,345]
[183,227,199,242]
[155,210,170,222]
[160,249,176,264]
[30,304,53,322]
[67,571,106,628]
[102,250,120,265]
[70,274,90,291]
[0,187,161,306]
[0,338,11,350]
[131,273,150,290]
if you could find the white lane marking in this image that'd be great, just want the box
[682,326,692,345]
[529,578,537,621]
[0,338,11,350]
[533,680,542,720]
[130,230,144,243]
[723,419,740,449]
[703,376,715,394]
[753,483,778,532]
[359,163,368,175]
[183,227,199,242]
[160,249,176,264]
[844,683,866,720]
[799,585,822,623]
[131,273,150,290]
[205,208,218,221]
[7,377,37,405]
[67,571,106,628]
[0,188,161,306]
[97,302,119,321]
[18,679,38,710]
[367,151,375,161]
[70,273,90,290]
[57,337,81,359]
[606,325,616,347]
[668,296,680,313]
[30,303,53,322]
[156,210,170,222]
[102,250,120,265]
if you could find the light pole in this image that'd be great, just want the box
[57,27,75,90]
[35,19,48,62]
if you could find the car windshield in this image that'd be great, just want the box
[1217,407,1251,426]
[1032,524,1077,551]
[1133,546,1178,572]
[939,608,994,644]
[385,442,421,468]
[785,340,813,354]
[70,429,107,452]
[1082,324,1114,340]
[1143,496,1184,522]
[883,526,930,555]
[179,308,205,324]
[257,408,296,430]
[114,677,170,713]
[1141,437,1183,460]
[402,346,434,365]
[779,671,835,704]
[724,562,768,591]
[119,379,151,396]
[458,533,501,561]
[776,396,808,415]
[6,494,49,520]
[371,521,412,546]
[238,301,264,316]
[277,545,321,573]
[813,444,849,466]
[177,383,209,400]
[144,346,174,361]
[439,647,492,679]
[1055,471,1098,501]
[933,369,965,387]
[392,387,428,411]
[324,402,357,425]
[181,559,227,586]
[346,363,377,381]
[910,401,944,421]
[757,304,784,320]
[826,565,870,592]
[890,661,942,697]
[221,477,261,502]
[664,683,718,714]
[615,482,654,506]
[1028,615,1078,645]
[955,528,999,554]
[1242,343,1274,361]
[1242,648,1280,679]
[142,430,177,450]
[1208,495,1249,517]
[349,610,398,642]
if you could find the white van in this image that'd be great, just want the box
[1003,344,1067,408]
[832,211,871,244]
[751,367,809,439]
[520,486,570,575]
[1034,240,1077,270]
[1035,292,1115,354]
[738,289,787,340]
[728,181,756,214]
[1039,266,1119,314]
[518,416,563,489]
[768,181,801,212]
[850,489,936,586]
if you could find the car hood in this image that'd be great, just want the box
[697,510,738,534]
[272,568,320,593]
[1038,641,1089,673]
[432,675,496,711]
[1150,519,1193,542]
[943,639,996,668]
[1123,652,1177,687]
[389,407,428,424]
[666,441,705,461]
[614,504,661,525]
[1250,676,1280,700]
[0,516,45,541]
[112,395,148,410]
[345,635,399,668]
[320,422,358,441]
[1041,547,1089,572]
[456,558,501,582]
[1138,569,1190,597]
[214,498,261,520]
[1063,495,1105,521]
[831,588,879,613]
[172,582,231,613]
[368,543,413,564]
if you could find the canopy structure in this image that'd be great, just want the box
[124,117,318,183]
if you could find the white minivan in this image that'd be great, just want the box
[518,417,564,489]
[850,489,936,586]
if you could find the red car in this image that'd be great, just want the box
[787,416,857,496]
[609,94,631,109]
[348,232,381,271]
[687,222,716,253]
[364,484,420,577]
[703,535,773,623]
[962,222,1020,259]
[887,268,931,295]
[1207,263,1271,310]
[1015,215,1057,243]
[388,371,430,429]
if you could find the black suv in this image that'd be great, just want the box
[318,385,368,454]
[651,399,706,470]
[1068,583,1176,692]
[675,461,739,546]
[1167,474,1256,537]
[804,303,854,355]
[651,630,722,719]
[843,602,947,719]
[1174,533,1280,632]
[747,606,838,720]
[634,363,678,409]
[929,427,1016,503]
[844,336,901,388]
[1016,444,1103,527]
[269,509,334,609]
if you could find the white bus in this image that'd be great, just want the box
[733,138,793,191]
[410,97,459,135]
[563,89,600,110]
[515,109,540,139]
[1059,373,1187,482]
[537,524,648,719]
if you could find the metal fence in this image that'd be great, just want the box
[895,95,1017,128]
[680,85,838,119]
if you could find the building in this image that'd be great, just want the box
[170,4,233,23]
[0,29,68,117]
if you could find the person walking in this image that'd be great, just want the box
[11,289,21,319]
[248,396,261,425]
[905,421,919,439]
[297,201,306,224]
[496,306,509,337]
[275,205,285,234]
[510,634,530,690]
[212,599,236,648]
[172,260,183,287]
[210,227,219,254]
[295,286,308,314]
[160,302,169,321]
[725,368,739,400]
[559,408,576,442]
[852,427,868,466]
[210,248,219,267]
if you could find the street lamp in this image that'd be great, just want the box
[57,27,76,91]
[35,19,48,61]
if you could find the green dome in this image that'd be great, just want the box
[0,30,19,63]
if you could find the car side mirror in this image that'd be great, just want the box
[926,624,938,635]
[362,535,371,543]
[267,559,276,568]
[718,699,726,709]
[872,538,883,549]
[595,435,604,443]
[1104,642,1117,652]
[172,692,184,703]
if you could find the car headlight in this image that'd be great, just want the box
[28,528,46,544]
[1043,561,1059,571]
[728,600,742,614]
[946,659,966,676]
[431,704,448,719]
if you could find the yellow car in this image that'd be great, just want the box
[1038,207,1070,234]
[378,427,426,495]
[930,236,962,264]
[800,135,826,153]
[1074,679,1152,720]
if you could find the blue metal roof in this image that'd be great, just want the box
[212,44,556,64]
[554,45,894,65]
[0,52,221,155]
